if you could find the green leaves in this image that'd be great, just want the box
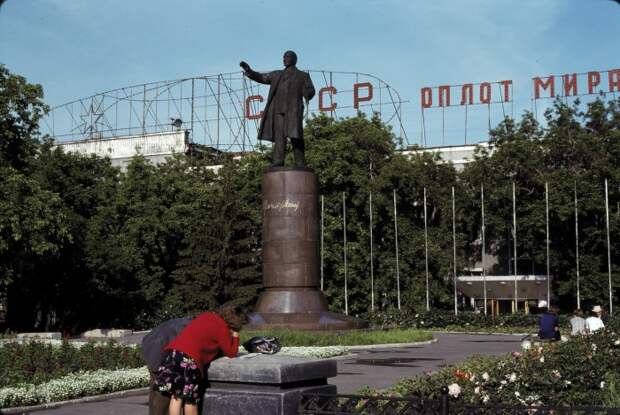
[0,64,47,171]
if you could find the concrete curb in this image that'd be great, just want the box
[0,387,149,414]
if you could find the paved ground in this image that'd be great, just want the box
[29,333,522,415]
[334,332,522,393]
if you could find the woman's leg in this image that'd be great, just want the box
[168,396,183,415]
[183,403,199,415]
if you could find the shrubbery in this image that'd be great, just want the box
[384,328,620,406]
[0,341,144,388]
[365,309,572,332]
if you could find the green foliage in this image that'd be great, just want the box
[0,64,47,171]
[0,63,618,333]
[385,328,620,406]
[0,341,144,388]
[240,328,432,347]
[460,101,620,310]
[163,154,265,325]
[364,309,571,333]
[305,114,459,313]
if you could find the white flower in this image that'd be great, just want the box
[482,395,489,403]
[591,343,597,352]
[470,374,476,383]
[552,370,562,379]
[539,356,545,363]
[482,372,490,381]
[474,386,481,395]
[0,367,150,408]
[614,339,620,346]
[447,383,461,398]
[600,381,606,389]
[564,380,572,385]
[521,340,531,350]
[500,380,507,385]
[275,346,348,358]
[508,373,517,383]
[515,391,521,397]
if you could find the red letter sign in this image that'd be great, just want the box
[354,82,373,110]
[460,84,473,105]
[421,87,433,108]
[438,85,451,107]
[534,76,555,99]
[588,71,601,94]
[318,86,337,112]
[608,69,620,93]
[245,95,264,120]
[562,74,577,96]
[479,82,492,104]
[500,80,512,102]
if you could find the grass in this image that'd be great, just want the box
[240,328,433,347]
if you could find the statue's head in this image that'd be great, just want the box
[283,50,297,68]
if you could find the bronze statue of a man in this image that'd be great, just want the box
[240,51,315,167]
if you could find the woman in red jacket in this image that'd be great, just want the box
[153,304,247,415]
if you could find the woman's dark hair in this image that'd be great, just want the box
[216,304,248,331]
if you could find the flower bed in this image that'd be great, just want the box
[0,367,149,409]
[384,328,620,406]
[276,346,348,358]
[0,340,144,388]
[0,343,348,408]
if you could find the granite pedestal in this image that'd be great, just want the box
[248,167,367,330]
[203,354,337,415]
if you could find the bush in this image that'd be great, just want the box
[385,328,620,406]
[0,341,144,388]
[364,309,571,332]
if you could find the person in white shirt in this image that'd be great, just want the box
[569,309,586,336]
[585,310,605,333]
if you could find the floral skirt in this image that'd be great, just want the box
[153,349,202,404]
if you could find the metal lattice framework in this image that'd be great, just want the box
[42,70,408,152]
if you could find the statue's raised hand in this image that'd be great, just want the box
[239,61,250,71]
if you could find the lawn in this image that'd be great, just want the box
[240,328,433,347]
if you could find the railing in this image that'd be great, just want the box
[298,389,620,415]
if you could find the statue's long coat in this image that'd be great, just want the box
[244,67,315,142]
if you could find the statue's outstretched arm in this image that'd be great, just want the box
[240,61,271,85]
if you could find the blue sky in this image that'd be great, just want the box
[1,0,619,147]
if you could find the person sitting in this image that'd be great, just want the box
[585,309,605,333]
[569,309,586,336]
[592,305,610,324]
[153,304,247,415]
[538,306,560,341]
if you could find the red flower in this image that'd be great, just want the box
[454,369,469,380]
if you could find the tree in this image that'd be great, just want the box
[0,64,47,171]
[304,113,460,314]
[1,166,70,330]
[169,154,265,321]
[460,99,619,311]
